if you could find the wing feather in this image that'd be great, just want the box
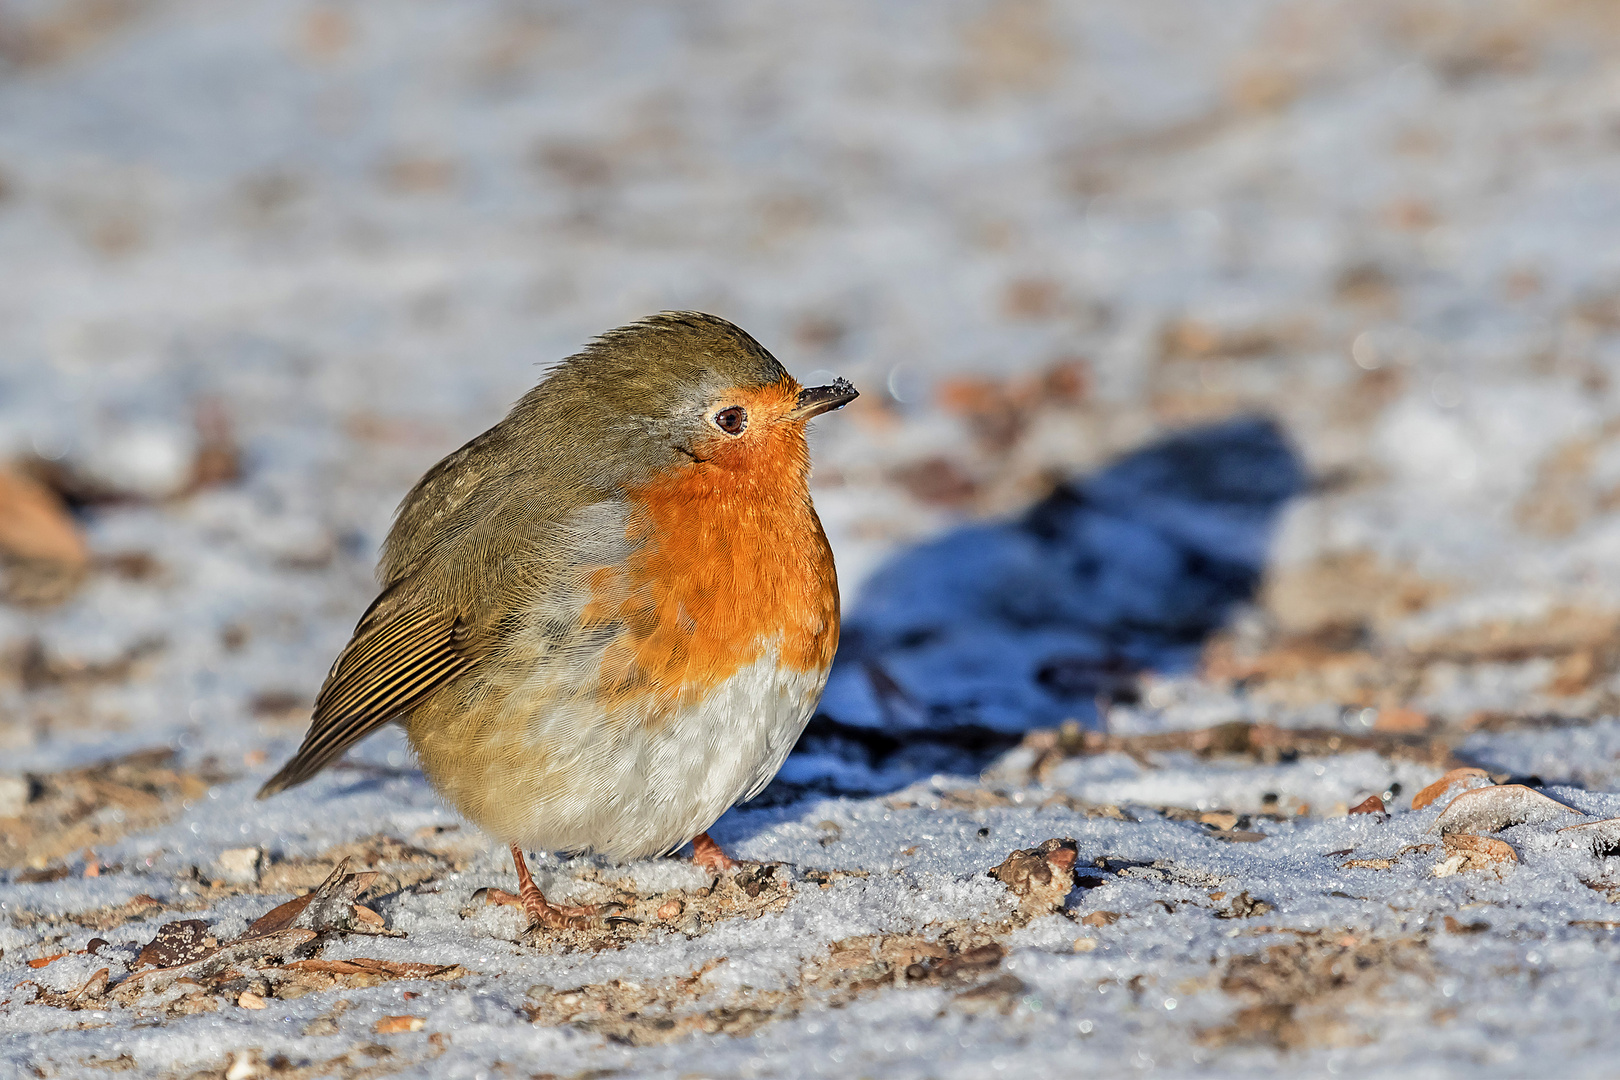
[256,587,474,798]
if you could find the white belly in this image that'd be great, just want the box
[444,649,828,861]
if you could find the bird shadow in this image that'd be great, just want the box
[755,414,1308,806]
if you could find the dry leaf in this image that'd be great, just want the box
[133,920,217,970]
[1430,785,1579,835]
[350,904,387,929]
[1411,767,1493,811]
[26,952,66,969]
[0,464,89,605]
[1557,817,1620,855]
[117,927,318,998]
[1433,833,1517,876]
[247,860,380,937]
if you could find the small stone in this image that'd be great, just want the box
[374,1015,425,1034]
[217,847,262,887]
[989,838,1079,917]
[1072,937,1098,952]
[656,898,684,920]
[1348,795,1386,816]
[237,991,267,1009]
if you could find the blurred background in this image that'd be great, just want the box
[2,0,1620,794]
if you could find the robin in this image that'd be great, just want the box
[258,312,857,929]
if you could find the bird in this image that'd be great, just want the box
[257,311,857,930]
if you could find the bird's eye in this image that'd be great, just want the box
[713,406,747,435]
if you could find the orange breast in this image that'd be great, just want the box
[583,390,840,723]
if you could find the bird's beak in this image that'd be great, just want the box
[787,378,859,421]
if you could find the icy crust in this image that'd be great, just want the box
[6,725,1620,1077]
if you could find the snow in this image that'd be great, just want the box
[5,0,1620,1076]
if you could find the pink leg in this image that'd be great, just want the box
[691,831,736,873]
[484,845,603,930]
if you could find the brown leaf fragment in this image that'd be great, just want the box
[1079,910,1120,927]
[26,952,66,968]
[1341,857,1397,871]
[1430,785,1579,835]
[1443,915,1489,934]
[0,464,89,606]
[374,1015,425,1034]
[116,927,318,999]
[1348,795,1386,816]
[247,860,380,937]
[133,920,217,970]
[246,891,315,936]
[988,838,1078,918]
[1411,767,1494,811]
[1434,833,1517,876]
[1557,817,1620,856]
[1570,920,1620,931]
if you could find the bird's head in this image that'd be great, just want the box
[533,312,857,491]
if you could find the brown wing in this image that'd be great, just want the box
[256,582,476,798]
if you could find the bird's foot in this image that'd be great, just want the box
[691,831,736,874]
[482,887,611,931]
[500,843,623,931]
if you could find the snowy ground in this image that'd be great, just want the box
[5,1,1620,1076]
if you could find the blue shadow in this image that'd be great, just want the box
[766,415,1308,800]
